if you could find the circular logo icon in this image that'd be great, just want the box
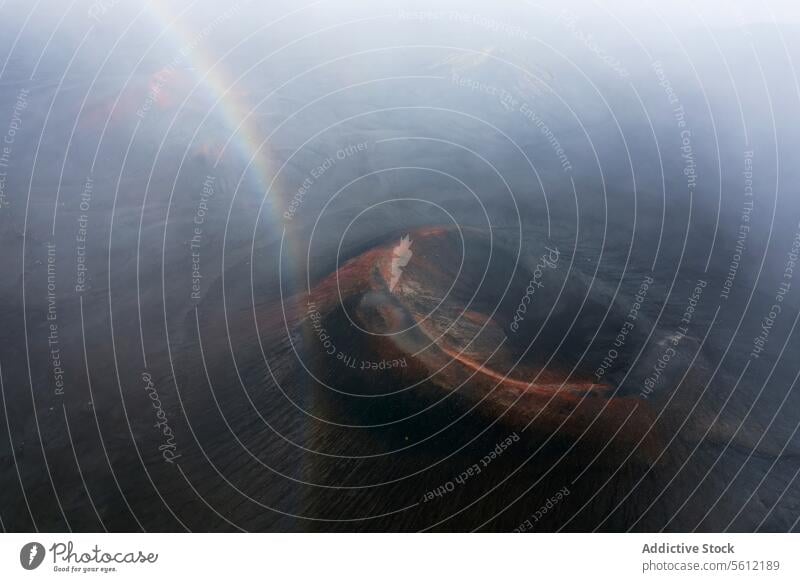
[19,542,46,570]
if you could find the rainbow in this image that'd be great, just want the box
[146,0,286,228]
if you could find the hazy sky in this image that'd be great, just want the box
[530,0,800,27]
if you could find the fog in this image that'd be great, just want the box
[2,0,800,532]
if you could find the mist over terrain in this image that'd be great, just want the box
[1,0,800,532]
